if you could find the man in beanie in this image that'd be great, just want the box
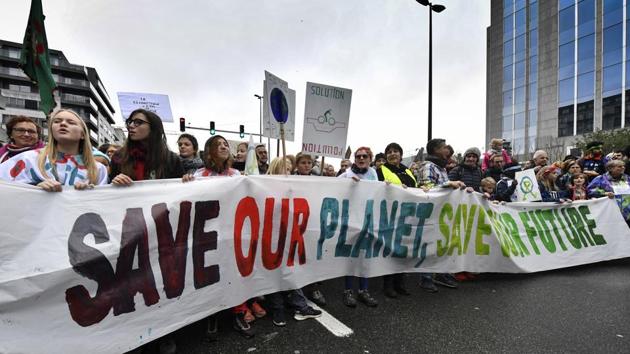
[448,147,483,191]
[580,141,606,180]
[416,138,466,292]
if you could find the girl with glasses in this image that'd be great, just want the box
[0,109,107,191]
[110,109,184,185]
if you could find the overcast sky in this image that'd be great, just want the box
[1,0,490,164]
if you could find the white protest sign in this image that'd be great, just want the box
[117,92,174,122]
[515,169,542,202]
[262,72,295,141]
[302,82,352,158]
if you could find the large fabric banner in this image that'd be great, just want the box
[1,176,629,353]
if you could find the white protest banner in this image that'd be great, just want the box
[1,177,630,353]
[262,72,295,141]
[117,92,174,122]
[302,82,352,158]
[515,169,542,202]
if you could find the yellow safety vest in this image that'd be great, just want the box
[380,165,417,187]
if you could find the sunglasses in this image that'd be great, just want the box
[355,154,369,159]
[125,118,149,127]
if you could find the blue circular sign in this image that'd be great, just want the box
[270,88,289,123]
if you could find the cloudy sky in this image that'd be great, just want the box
[1,0,490,163]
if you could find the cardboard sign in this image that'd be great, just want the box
[117,92,174,122]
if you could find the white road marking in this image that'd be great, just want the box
[306,300,354,337]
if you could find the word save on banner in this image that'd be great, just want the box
[302,82,352,158]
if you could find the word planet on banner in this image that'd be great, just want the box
[263,71,295,141]
[302,82,352,159]
[117,92,174,122]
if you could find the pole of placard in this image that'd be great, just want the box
[320,156,325,176]
[276,139,280,157]
[280,124,287,176]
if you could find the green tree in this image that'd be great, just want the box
[575,128,630,154]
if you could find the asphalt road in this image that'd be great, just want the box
[140,258,630,353]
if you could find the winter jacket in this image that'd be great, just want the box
[481,149,512,172]
[587,172,630,223]
[495,177,518,202]
[448,163,482,191]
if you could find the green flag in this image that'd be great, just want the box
[20,0,57,116]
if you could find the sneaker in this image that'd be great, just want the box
[383,286,398,298]
[343,290,357,308]
[309,289,327,307]
[434,273,458,289]
[205,315,218,342]
[357,290,378,307]
[233,312,255,338]
[244,308,255,323]
[293,306,322,321]
[272,311,287,327]
[250,301,267,318]
[420,276,438,293]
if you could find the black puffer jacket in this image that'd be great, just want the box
[448,163,482,191]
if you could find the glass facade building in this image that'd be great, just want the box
[488,0,630,160]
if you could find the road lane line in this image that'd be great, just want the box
[306,300,354,337]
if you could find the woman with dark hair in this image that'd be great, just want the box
[110,109,183,185]
[0,109,107,190]
[0,116,45,163]
[177,133,203,174]
[183,135,240,178]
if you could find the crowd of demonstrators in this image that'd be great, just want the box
[0,116,45,163]
[2,107,630,352]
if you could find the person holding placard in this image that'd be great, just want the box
[588,160,630,227]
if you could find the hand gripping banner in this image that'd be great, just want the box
[1,176,629,353]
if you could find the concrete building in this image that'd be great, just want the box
[0,39,117,147]
[487,0,630,161]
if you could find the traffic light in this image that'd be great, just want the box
[179,117,185,132]
[239,124,245,138]
[210,121,215,135]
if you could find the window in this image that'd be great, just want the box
[515,86,526,113]
[577,0,595,37]
[515,9,527,36]
[603,23,622,66]
[529,82,538,109]
[504,65,513,91]
[529,1,538,29]
[503,114,513,131]
[558,41,575,80]
[577,34,595,74]
[504,14,514,42]
[514,34,526,61]
[577,72,594,101]
[515,112,526,129]
[529,29,538,56]
[603,0,623,28]
[515,60,526,87]
[503,91,513,116]
[558,6,575,45]
[602,94,622,130]
[558,105,574,137]
[576,100,594,134]
[559,0,575,11]
[529,56,538,83]
[626,89,630,127]
[24,100,38,110]
[558,77,574,106]
[603,63,622,95]
[504,0,514,16]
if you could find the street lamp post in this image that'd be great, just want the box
[416,0,445,142]
[254,94,263,143]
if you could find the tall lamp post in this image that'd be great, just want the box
[254,94,263,143]
[416,0,445,142]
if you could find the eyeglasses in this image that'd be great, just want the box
[355,154,369,160]
[13,128,38,135]
[125,118,149,127]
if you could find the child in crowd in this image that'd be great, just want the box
[480,177,497,199]
[568,173,589,201]
[482,138,512,172]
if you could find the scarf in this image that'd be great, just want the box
[350,163,368,175]
[425,155,447,168]
[129,146,147,181]
[0,141,45,163]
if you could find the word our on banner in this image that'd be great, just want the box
[117,92,174,122]
[1,177,629,354]
[302,82,352,158]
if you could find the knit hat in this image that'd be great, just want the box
[464,147,481,158]
[374,152,385,161]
